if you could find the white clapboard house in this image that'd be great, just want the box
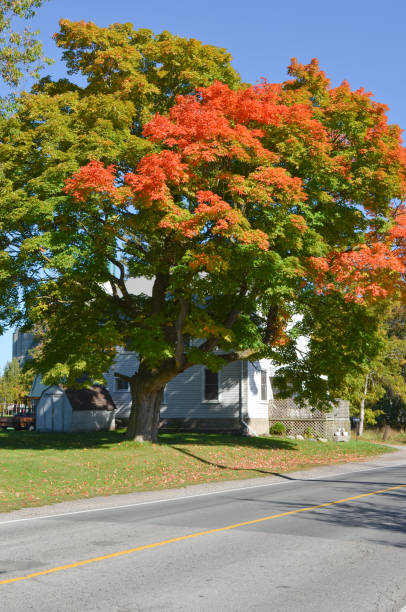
[15,276,349,436]
[106,348,274,435]
[23,337,274,435]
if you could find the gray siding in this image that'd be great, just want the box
[71,410,115,432]
[105,358,245,427]
[325,399,350,420]
[33,348,274,433]
[104,350,139,417]
[162,361,242,420]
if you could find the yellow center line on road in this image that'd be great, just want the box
[1,482,405,586]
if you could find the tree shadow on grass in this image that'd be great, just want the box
[171,444,298,479]
[170,440,406,487]
[0,430,296,452]
[0,429,127,451]
[160,432,297,451]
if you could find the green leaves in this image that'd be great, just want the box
[0,0,52,89]
[272,294,386,410]
[0,357,33,403]
[0,25,405,419]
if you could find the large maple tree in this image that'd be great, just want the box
[1,22,406,441]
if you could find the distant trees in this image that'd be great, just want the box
[344,304,406,434]
[0,358,33,405]
[373,392,406,430]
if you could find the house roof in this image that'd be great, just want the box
[65,386,116,412]
[29,374,50,398]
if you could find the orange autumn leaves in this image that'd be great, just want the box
[308,243,405,302]
[64,160,118,202]
[64,63,406,305]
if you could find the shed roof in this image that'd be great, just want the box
[65,386,116,412]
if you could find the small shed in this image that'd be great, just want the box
[35,384,116,433]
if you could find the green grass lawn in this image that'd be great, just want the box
[0,430,394,513]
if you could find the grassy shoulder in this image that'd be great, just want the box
[359,428,406,445]
[0,431,394,513]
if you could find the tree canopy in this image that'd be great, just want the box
[0,21,405,440]
[0,0,50,88]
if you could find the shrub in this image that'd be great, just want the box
[269,422,286,436]
[304,426,314,439]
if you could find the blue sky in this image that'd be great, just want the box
[0,0,405,370]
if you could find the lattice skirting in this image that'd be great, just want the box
[269,418,351,439]
[269,418,328,438]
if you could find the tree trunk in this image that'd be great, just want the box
[359,373,369,437]
[382,422,390,441]
[126,383,164,442]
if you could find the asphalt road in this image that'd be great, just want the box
[1,453,406,612]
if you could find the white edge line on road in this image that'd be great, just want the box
[0,462,405,526]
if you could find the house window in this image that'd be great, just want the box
[261,370,267,402]
[204,368,219,401]
[115,377,130,391]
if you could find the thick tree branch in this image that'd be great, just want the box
[198,337,218,354]
[199,284,248,354]
[174,297,188,369]
[109,278,118,297]
[151,272,169,314]
[263,305,278,345]
[212,348,258,365]
[106,255,129,298]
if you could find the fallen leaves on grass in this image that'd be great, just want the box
[0,432,392,513]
